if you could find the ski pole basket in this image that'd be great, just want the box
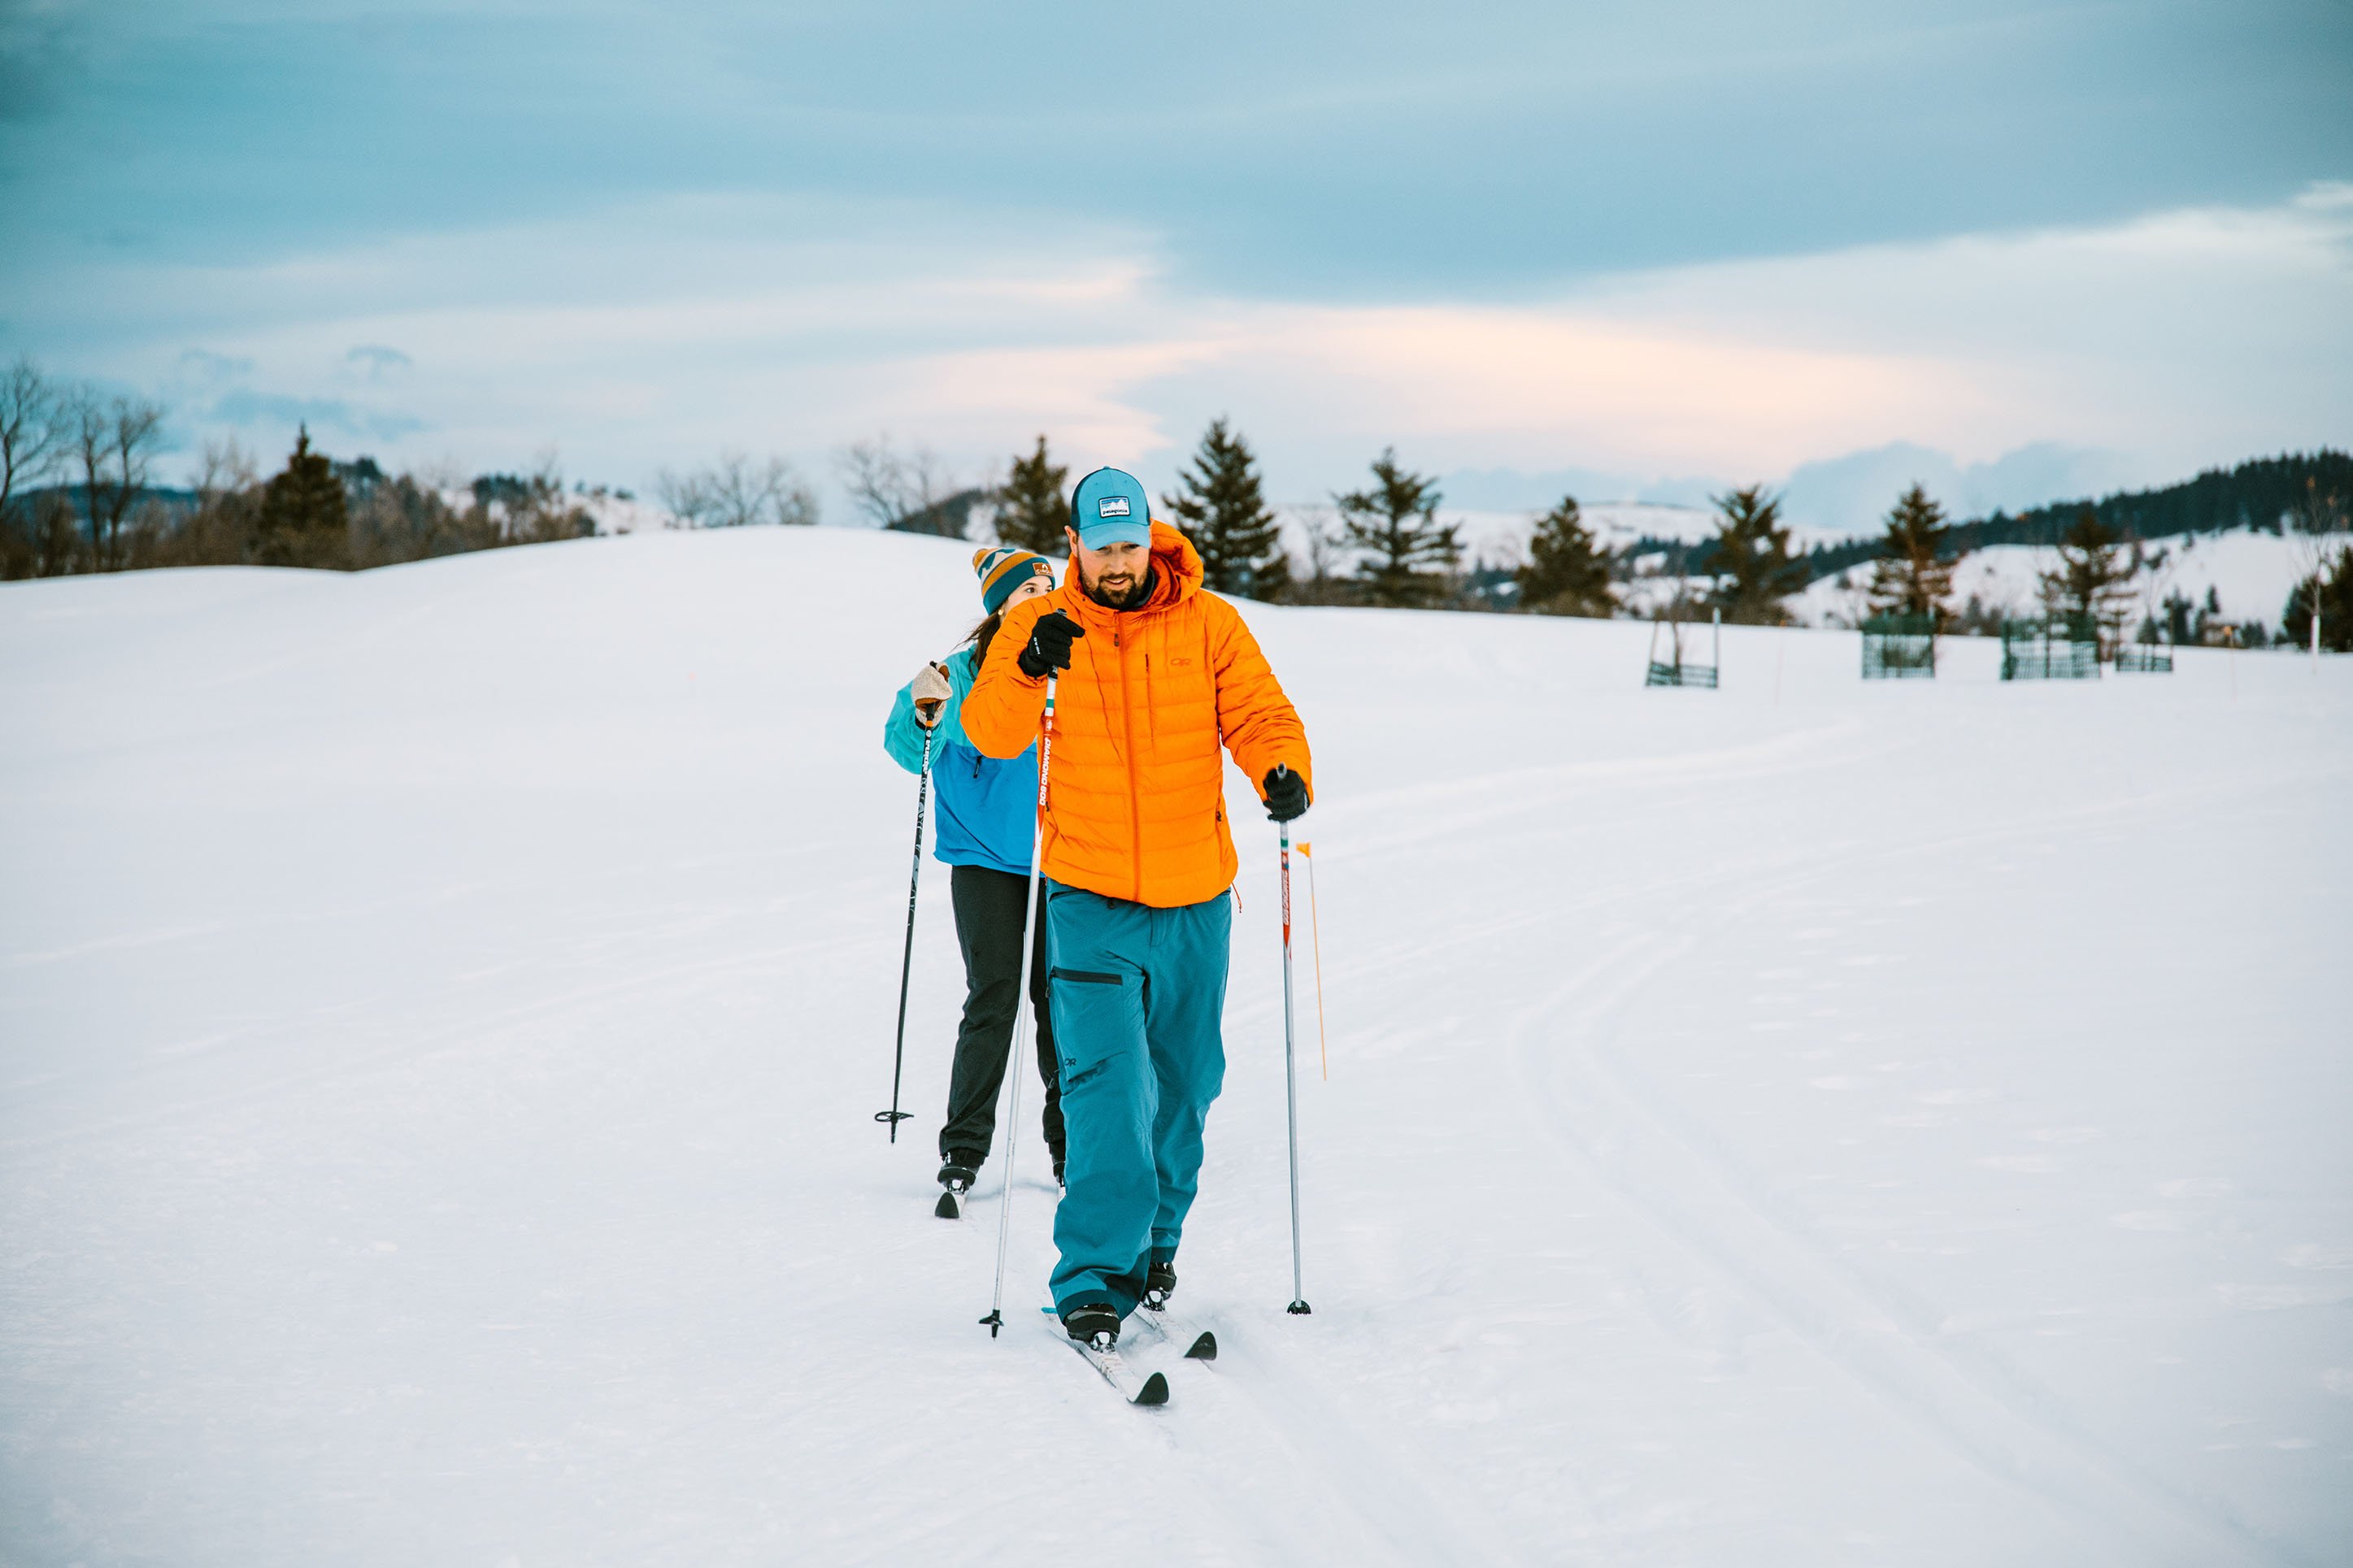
[1860,612,1937,679]
[2000,615,2099,680]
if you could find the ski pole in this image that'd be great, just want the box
[982,673,1056,1338]
[1281,820,1311,1315]
[876,724,934,1140]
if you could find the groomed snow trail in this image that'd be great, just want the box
[2,529,2346,1566]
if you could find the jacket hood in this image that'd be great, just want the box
[1062,519,1201,619]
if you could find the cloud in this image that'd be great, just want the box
[0,0,84,124]
[176,347,255,382]
[18,183,2349,509]
[1772,442,2142,536]
[346,345,413,380]
[208,389,424,445]
[7,1,2348,305]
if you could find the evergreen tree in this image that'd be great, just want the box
[2038,505,2138,651]
[993,434,1069,556]
[1335,448,1459,608]
[1515,494,1613,617]
[2281,544,2353,653]
[1867,484,1959,623]
[254,427,348,567]
[1161,417,1290,600]
[1707,485,1806,624]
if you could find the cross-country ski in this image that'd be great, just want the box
[1051,1314,1170,1407]
[1136,1308,1218,1363]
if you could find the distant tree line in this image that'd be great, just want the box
[2,355,833,580]
[1612,450,2349,645]
[1785,449,2353,585]
[9,350,2345,644]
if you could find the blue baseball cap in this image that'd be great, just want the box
[1070,467,1153,550]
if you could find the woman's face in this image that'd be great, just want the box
[1003,570,1054,610]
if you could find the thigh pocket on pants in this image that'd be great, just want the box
[1048,966,1133,1089]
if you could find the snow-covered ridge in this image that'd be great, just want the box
[1797,525,2328,632]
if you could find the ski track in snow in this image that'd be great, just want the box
[943,1184,1519,1566]
[1515,864,2281,1566]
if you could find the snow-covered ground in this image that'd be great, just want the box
[2,528,2346,1566]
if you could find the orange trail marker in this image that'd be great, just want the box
[1298,842,1329,1080]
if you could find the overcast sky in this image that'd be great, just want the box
[2,0,2349,532]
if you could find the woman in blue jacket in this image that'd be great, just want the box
[883,545,1064,1201]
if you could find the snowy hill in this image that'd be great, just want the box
[1797,525,2333,634]
[2,530,2346,1566]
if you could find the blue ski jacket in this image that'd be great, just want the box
[884,644,1038,876]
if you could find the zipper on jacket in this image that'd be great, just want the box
[1120,624,1142,902]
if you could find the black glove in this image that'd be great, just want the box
[1016,610,1084,679]
[1262,765,1310,823]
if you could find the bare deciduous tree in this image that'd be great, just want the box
[69,391,167,571]
[834,435,951,528]
[196,437,260,504]
[164,438,263,567]
[1,356,64,526]
[657,452,819,528]
[1282,503,1359,605]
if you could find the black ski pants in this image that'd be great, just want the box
[940,863,1064,1165]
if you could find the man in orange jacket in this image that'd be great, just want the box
[963,466,1311,1349]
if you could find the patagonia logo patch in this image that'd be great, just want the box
[1097,497,1132,517]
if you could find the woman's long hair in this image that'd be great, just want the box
[967,612,1003,666]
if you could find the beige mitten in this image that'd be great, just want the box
[911,662,952,726]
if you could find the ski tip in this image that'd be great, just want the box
[1185,1331,1217,1361]
[1135,1370,1170,1406]
[933,1190,962,1219]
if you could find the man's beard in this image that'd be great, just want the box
[1084,564,1155,610]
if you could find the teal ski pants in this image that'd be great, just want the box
[1044,881,1231,1315]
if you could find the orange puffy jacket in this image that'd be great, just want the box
[962,522,1311,909]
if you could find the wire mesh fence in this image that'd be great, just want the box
[1644,609,1720,688]
[2001,615,2100,680]
[2114,642,2175,674]
[1861,613,1937,680]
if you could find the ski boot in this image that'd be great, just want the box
[1142,1259,1177,1311]
[934,1151,981,1218]
[1060,1299,1121,1350]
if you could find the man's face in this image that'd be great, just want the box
[1067,529,1152,608]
